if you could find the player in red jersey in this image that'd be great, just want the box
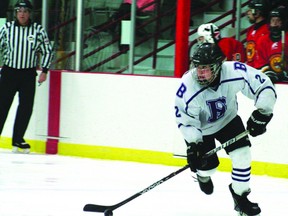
[245,0,270,67]
[255,6,288,82]
[196,23,246,62]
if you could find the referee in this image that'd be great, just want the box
[0,0,53,153]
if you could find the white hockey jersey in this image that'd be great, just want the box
[175,61,277,143]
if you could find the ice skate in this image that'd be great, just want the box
[236,211,261,216]
[12,142,31,154]
[197,175,213,195]
[229,184,261,216]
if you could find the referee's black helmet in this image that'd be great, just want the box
[14,0,33,11]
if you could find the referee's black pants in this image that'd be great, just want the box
[0,66,36,145]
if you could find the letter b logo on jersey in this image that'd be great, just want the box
[206,97,227,122]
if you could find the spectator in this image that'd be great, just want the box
[108,0,155,32]
[268,0,288,9]
[195,23,246,62]
[124,0,155,14]
[245,0,270,67]
[255,6,288,83]
[0,0,53,153]
[87,0,156,52]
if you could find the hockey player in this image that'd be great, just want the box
[175,43,276,215]
[255,6,288,83]
[245,0,270,67]
[196,23,246,62]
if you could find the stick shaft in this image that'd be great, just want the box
[282,30,285,69]
[202,130,249,158]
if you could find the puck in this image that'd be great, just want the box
[104,209,113,216]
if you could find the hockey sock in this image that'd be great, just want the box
[229,146,251,195]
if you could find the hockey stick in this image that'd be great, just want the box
[83,164,189,215]
[280,30,288,81]
[84,130,249,215]
[173,130,250,159]
[282,30,285,67]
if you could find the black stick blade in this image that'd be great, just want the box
[83,204,110,212]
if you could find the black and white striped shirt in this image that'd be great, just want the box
[0,20,53,71]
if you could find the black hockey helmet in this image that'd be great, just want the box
[14,0,33,11]
[269,6,288,40]
[248,0,269,17]
[269,6,287,24]
[192,43,224,86]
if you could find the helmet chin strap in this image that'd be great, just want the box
[208,64,221,86]
[209,71,221,88]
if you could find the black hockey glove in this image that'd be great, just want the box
[186,142,203,173]
[277,71,288,82]
[264,71,279,83]
[247,110,273,137]
[264,70,288,83]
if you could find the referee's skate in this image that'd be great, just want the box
[12,142,30,154]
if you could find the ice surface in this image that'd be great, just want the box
[0,149,287,216]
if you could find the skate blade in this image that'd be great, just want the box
[237,212,261,216]
[12,147,30,154]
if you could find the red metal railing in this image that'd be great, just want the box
[49,0,250,73]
